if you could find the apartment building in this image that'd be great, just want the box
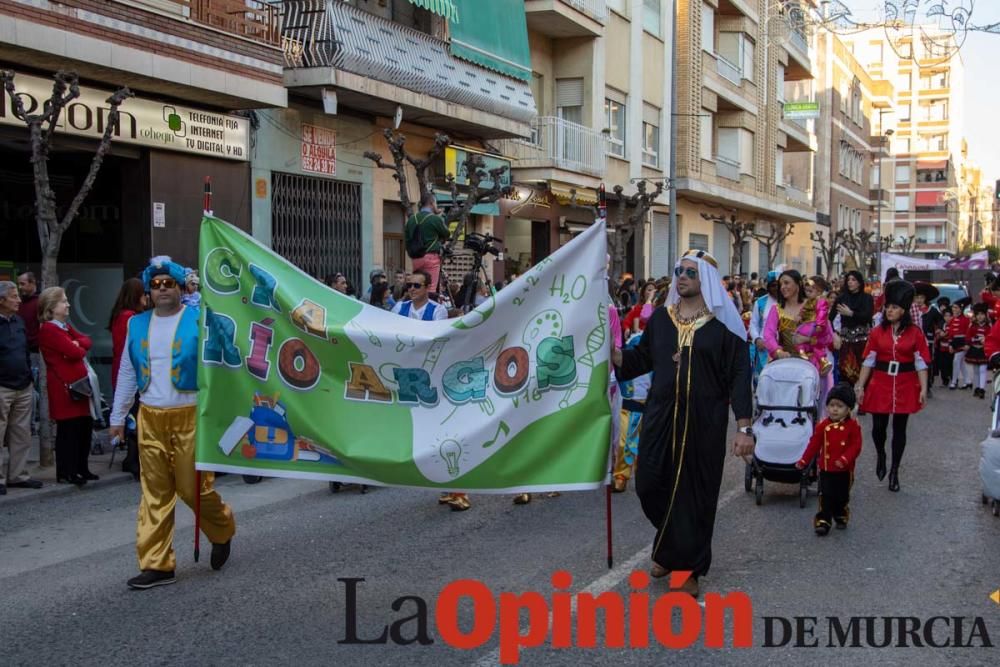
[959,155,994,248]
[844,27,965,256]
[805,29,890,276]
[497,0,673,280]
[273,0,535,287]
[673,0,818,277]
[0,0,287,390]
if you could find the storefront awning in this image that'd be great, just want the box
[915,190,944,207]
[405,0,459,22]
[448,0,532,82]
[550,185,599,206]
[916,159,948,170]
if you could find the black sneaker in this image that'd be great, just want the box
[127,570,176,590]
[834,517,848,529]
[211,539,232,571]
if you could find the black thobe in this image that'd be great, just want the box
[617,308,753,578]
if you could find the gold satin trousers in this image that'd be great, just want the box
[136,404,236,572]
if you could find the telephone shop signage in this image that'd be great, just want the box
[0,72,249,161]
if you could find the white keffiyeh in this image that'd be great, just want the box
[666,249,747,341]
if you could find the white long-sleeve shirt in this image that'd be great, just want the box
[110,310,196,426]
[748,295,776,344]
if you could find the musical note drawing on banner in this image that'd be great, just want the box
[482,421,510,448]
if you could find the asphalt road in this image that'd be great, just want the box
[2,386,999,666]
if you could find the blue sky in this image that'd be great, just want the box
[839,1,1000,187]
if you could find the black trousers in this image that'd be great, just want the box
[871,413,910,469]
[936,350,953,385]
[55,416,93,478]
[817,470,852,523]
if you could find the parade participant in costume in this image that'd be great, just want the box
[946,302,970,390]
[611,331,651,493]
[936,299,953,388]
[748,272,779,386]
[964,303,990,399]
[613,249,754,598]
[623,281,657,337]
[800,277,833,375]
[912,282,942,395]
[855,280,930,493]
[110,257,236,590]
[796,383,862,535]
[833,270,874,387]
[763,270,833,376]
[181,270,201,308]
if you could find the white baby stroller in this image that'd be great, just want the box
[745,357,821,507]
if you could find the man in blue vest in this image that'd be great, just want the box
[109,256,236,590]
[391,269,448,321]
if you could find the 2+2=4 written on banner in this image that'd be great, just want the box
[195,216,612,493]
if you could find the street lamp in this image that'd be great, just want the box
[875,129,894,279]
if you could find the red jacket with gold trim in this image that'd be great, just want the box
[797,417,863,472]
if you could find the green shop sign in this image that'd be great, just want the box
[783,101,820,120]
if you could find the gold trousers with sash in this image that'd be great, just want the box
[137,404,236,572]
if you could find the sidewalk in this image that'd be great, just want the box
[0,430,135,508]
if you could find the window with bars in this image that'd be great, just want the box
[271,172,363,290]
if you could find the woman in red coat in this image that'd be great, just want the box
[855,281,931,493]
[108,277,146,393]
[38,287,95,486]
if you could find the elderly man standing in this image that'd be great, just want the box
[0,281,43,495]
[613,250,754,598]
[109,257,235,590]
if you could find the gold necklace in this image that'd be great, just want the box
[671,304,710,325]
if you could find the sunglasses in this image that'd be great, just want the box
[406,282,426,289]
[149,277,178,290]
[673,266,698,279]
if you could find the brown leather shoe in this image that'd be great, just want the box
[438,492,455,504]
[512,493,532,505]
[612,476,628,493]
[679,576,699,598]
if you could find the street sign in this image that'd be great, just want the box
[783,101,820,120]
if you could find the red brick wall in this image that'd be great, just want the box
[0,0,282,85]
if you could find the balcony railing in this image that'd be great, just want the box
[716,54,741,85]
[783,183,810,204]
[498,116,607,177]
[789,29,808,56]
[563,0,608,22]
[165,0,281,45]
[715,154,740,182]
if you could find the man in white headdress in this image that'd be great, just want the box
[613,249,754,598]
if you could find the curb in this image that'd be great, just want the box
[0,471,136,509]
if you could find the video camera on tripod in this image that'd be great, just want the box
[463,231,502,257]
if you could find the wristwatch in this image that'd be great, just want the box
[737,426,754,436]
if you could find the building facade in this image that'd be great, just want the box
[672,0,818,278]
[844,27,965,256]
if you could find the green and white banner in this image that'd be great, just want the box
[195,217,611,492]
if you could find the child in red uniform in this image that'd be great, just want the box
[797,383,862,535]
[946,302,970,389]
[965,303,991,398]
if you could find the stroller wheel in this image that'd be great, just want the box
[330,481,342,494]
[754,476,763,506]
[242,475,263,484]
[799,483,809,508]
[744,462,753,492]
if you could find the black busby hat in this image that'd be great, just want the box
[912,281,939,301]
[826,382,856,410]
[972,302,989,316]
[883,280,915,311]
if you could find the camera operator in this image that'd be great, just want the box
[405,192,451,295]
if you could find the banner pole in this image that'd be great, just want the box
[606,483,613,569]
[203,176,213,216]
[194,470,202,563]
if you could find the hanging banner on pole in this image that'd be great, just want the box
[195,217,611,492]
[880,250,989,280]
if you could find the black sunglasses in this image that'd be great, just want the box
[673,266,698,279]
[406,282,426,289]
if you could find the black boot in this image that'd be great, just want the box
[888,467,900,492]
[875,449,887,481]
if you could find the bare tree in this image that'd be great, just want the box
[1,70,132,468]
[0,70,132,290]
[364,128,451,216]
[701,211,754,276]
[443,153,510,242]
[810,229,842,279]
[751,220,795,270]
[836,228,878,277]
[600,180,665,280]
